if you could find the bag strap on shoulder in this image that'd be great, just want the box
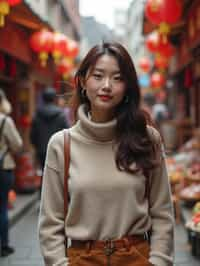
[64,130,70,218]
[0,116,7,140]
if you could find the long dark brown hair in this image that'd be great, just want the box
[71,42,159,178]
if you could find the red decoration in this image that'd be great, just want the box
[57,58,73,80]
[154,55,168,70]
[52,33,68,64]
[157,37,175,57]
[19,115,31,128]
[151,72,165,88]
[7,0,22,6]
[145,0,182,25]
[145,0,183,38]
[145,31,175,58]
[146,31,160,53]
[138,57,151,72]
[64,38,79,58]
[30,29,53,67]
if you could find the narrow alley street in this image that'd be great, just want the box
[0,200,199,266]
[0,202,43,266]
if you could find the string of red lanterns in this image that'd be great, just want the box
[30,29,79,70]
[29,29,79,82]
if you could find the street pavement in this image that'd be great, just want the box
[0,201,43,266]
[0,200,200,265]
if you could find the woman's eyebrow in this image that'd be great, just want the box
[93,67,121,74]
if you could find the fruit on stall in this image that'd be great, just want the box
[179,184,200,202]
[193,202,200,215]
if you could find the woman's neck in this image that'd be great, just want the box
[90,109,114,123]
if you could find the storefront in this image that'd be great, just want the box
[0,3,54,192]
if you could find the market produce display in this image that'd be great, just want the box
[166,129,200,259]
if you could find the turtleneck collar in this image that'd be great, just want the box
[77,105,116,142]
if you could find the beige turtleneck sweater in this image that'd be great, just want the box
[38,105,174,266]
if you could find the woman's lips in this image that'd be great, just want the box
[98,95,112,101]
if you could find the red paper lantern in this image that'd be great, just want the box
[138,57,151,72]
[151,72,165,88]
[145,0,163,25]
[157,37,175,57]
[154,55,168,70]
[145,31,160,53]
[20,115,31,128]
[57,59,73,80]
[30,29,53,67]
[145,0,183,36]
[52,33,68,64]
[7,0,21,6]
[145,0,182,25]
[64,38,79,58]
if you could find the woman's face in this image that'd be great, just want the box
[83,54,126,122]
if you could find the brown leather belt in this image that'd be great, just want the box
[70,234,148,250]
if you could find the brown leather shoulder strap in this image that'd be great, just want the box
[64,130,70,218]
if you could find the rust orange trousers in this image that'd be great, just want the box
[67,237,153,266]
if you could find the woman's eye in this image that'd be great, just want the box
[93,74,102,79]
[114,76,123,81]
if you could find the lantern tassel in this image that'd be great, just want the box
[159,22,170,44]
[0,1,10,27]
[39,52,48,67]
[0,14,5,27]
[53,51,62,65]
[63,73,69,80]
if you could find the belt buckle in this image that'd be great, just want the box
[104,239,115,256]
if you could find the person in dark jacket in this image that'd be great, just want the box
[30,87,69,171]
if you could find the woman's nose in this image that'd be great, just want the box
[102,78,111,89]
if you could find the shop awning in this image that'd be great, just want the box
[7,1,53,31]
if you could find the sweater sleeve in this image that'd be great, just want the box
[148,127,174,266]
[4,116,23,153]
[38,130,69,266]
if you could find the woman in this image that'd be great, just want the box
[0,89,23,256]
[38,42,174,266]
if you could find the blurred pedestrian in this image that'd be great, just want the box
[0,89,23,257]
[57,95,73,127]
[152,99,169,126]
[30,87,69,181]
[38,43,174,266]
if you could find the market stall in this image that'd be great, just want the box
[166,128,200,258]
